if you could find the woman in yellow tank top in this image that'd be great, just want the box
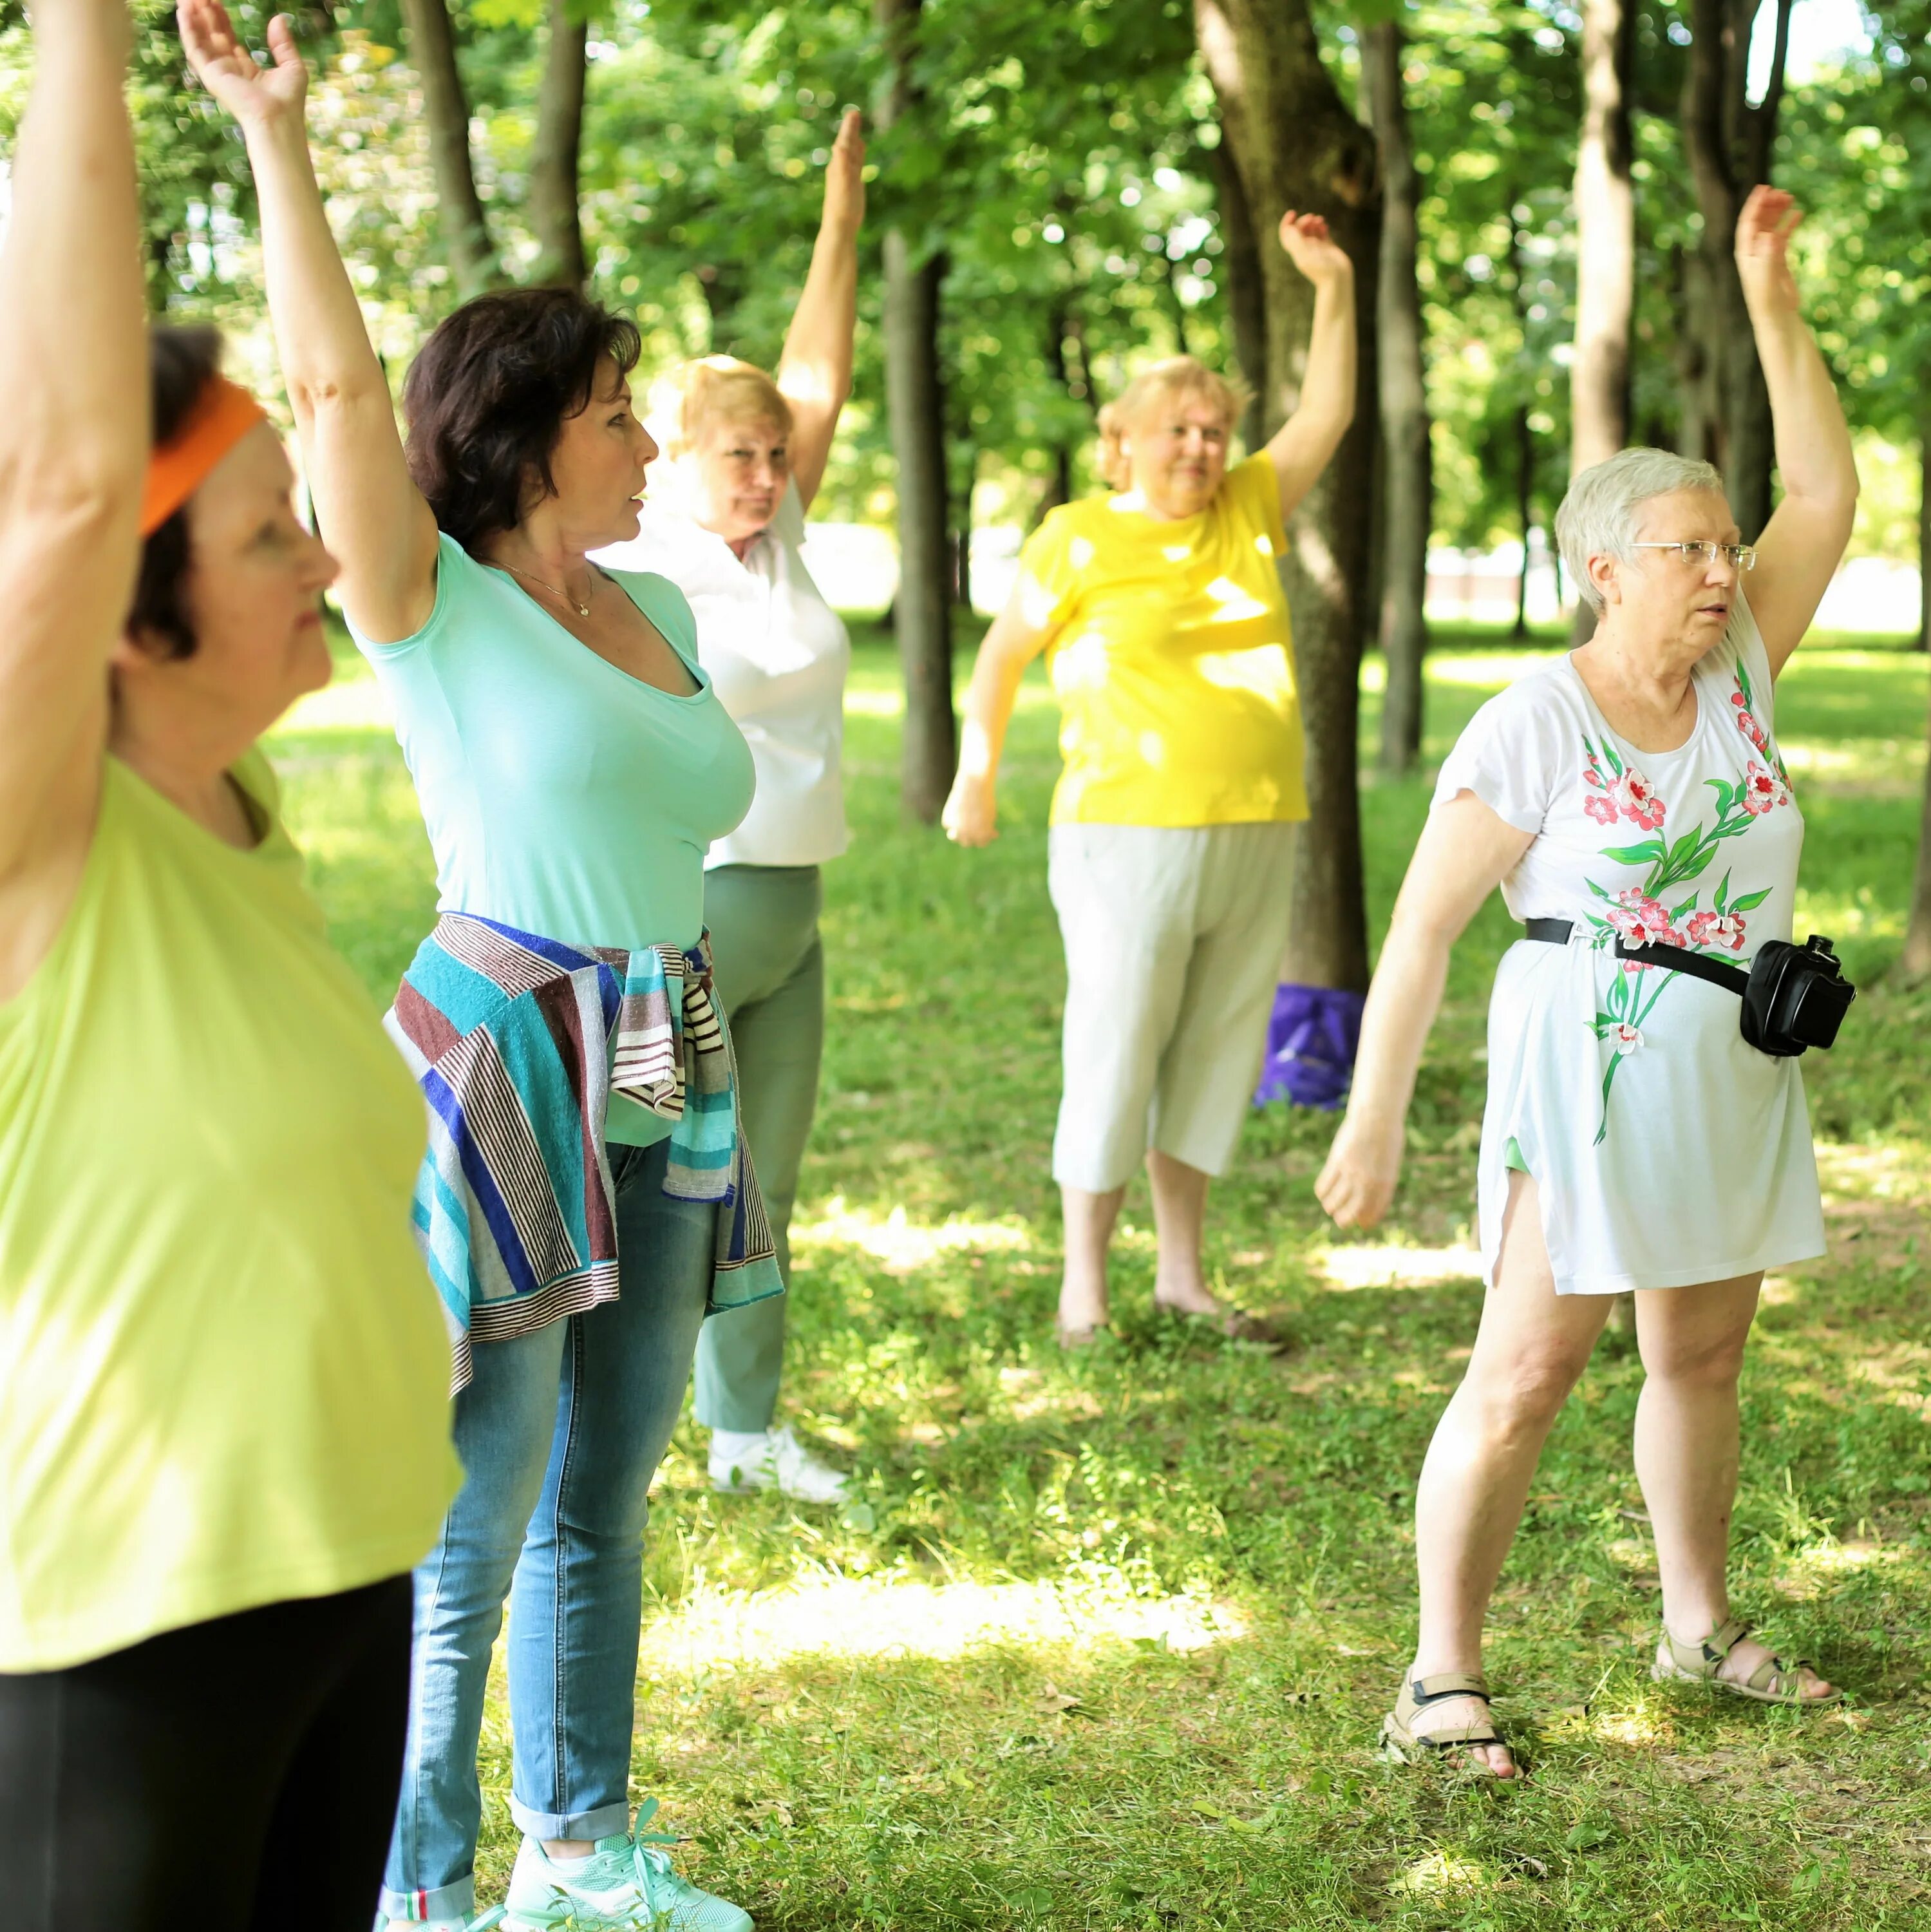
[0,5,457,1926]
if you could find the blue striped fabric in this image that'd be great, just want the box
[386,913,782,1390]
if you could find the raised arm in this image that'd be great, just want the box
[1263,211,1358,521]
[940,576,1056,847]
[1732,186,1859,676]
[1315,796,1533,1229]
[178,0,440,642]
[776,109,863,511]
[0,0,146,896]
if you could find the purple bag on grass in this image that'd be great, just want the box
[1253,983,1365,1112]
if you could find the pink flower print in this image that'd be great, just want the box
[1610,1022,1643,1050]
[1583,792,1619,827]
[1606,887,1675,947]
[1740,760,1787,816]
[1731,687,1769,754]
[1610,768,1666,830]
[1686,909,1747,952]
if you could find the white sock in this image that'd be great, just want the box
[540,1841,596,1868]
[710,1427,771,1461]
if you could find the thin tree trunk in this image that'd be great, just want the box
[1196,0,1382,997]
[1362,20,1428,775]
[1570,0,1633,644]
[1919,393,1930,654]
[1515,406,1534,639]
[527,0,588,290]
[1037,298,1078,523]
[1907,409,1931,975]
[877,0,955,821]
[1683,0,1791,539]
[398,0,496,297]
[1210,134,1269,456]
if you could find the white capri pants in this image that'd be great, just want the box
[1048,821,1299,1194]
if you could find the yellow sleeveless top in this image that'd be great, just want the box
[0,753,460,1670]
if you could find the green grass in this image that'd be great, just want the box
[272,632,1931,1929]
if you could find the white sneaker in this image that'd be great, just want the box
[708,1425,849,1504]
[373,1911,504,1930]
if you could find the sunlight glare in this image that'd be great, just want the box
[1315,1244,1484,1291]
[793,1200,1032,1276]
[647,1577,1244,1672]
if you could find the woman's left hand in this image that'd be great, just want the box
[1315,1115,1404,1229]
[1735,184,1802,317]
[822,108,866,236]
[1277,210,1353,287]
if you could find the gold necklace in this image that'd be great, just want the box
[501,561,594,618]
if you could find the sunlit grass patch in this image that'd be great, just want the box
[275,641,1931,1927]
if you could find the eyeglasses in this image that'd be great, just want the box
[1628,540,1758,571]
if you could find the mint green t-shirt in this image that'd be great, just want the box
[352,535,756,1144]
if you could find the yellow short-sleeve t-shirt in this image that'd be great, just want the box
[1018,453,1308,828]
[0,752,460,1670]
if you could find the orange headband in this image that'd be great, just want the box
[140,377,268,538]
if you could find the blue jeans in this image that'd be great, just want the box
[378,1139,715,1923]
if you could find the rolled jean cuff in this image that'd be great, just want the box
[377,1874,476,1924]
[508,1794,632,1844]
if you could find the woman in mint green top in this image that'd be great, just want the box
[354,533,752,1146]
[189,5,762,1927]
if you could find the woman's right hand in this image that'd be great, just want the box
[178,0,308,131]
[1315,1114,1404,1229]
[941,771,998,846]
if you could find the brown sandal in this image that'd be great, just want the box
[1382,1671,1518,1774]
[1652,1617,1840,1705]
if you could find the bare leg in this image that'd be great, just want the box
[1146,1150,1217,1314]
[1634,1278,1834,1700]
[1406,1173,1612,1774]
[1059,1184,1124,1332]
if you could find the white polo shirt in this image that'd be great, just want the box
[595,478,851,869]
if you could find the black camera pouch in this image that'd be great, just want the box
[1738,936,1858,1057]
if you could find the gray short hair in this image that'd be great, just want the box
[1554,448,1728,611]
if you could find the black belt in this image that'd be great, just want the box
[1523,918,1749,995]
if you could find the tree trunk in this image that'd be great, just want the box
[1514,405,1534,639]
[1571,0,1634,478]
[1907,410,1931,976]
[527,0,588,290]
[1571,0,1632,643]
[398,0,496,297]
[1210,134,1269,457]
[877,0,955,822]
[1682,0,1791,539]
[1919,395,1930,654]
[1361,19,1428,775]
[1196,0,1382,996]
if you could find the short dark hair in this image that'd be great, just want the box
[402,289,643,554]
[129,325,225,659]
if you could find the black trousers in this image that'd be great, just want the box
[0,1574,413,1931]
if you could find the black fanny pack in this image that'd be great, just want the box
[1523,919,1856,1057]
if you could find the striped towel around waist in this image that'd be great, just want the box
[385,911,782,1390]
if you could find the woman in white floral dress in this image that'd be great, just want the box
[1317,188,1860,1777]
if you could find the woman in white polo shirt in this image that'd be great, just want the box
[597,111,862,1504]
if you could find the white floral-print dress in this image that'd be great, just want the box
[1431,594,1825,1294]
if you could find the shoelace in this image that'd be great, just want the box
[521,1801,686,1931]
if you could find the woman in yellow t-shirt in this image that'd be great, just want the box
[0,5,457,1924]
[945,211,1357,1348]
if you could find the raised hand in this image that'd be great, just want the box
[822,108,866,236]
[1735,184,1802,317]
[1277,209,1352,287]
[177,0,307,129]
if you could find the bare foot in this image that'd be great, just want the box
[1058,1280,1109,1336]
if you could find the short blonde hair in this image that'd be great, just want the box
[652,355,794,457]
[1096,357,1249,490]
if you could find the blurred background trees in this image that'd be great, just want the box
[0,0,1921,950]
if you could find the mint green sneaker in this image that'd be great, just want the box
[375,1912,505,1931]
[502,1801,751,1931]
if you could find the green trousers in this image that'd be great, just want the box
[695,863,825,1433]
